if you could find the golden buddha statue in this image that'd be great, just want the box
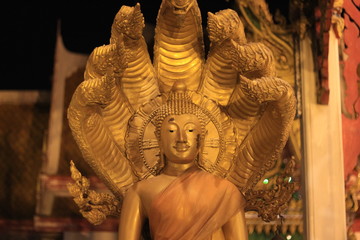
[118,81,248,239]
[67,0,297,239]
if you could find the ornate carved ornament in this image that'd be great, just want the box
[67,0,297,225]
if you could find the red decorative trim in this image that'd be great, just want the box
[342,0,360,178]
[352,218,360,232]
[314,0,335,104]
[39,174,108,196]
[34,216,118,232]
[0,217,118,233]
[0,219,34,232]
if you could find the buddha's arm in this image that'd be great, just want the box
[118,187,145,240]
[222,209,249,240]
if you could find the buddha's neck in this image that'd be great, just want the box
[162,161,196,176]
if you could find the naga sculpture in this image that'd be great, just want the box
[67,0,297,238]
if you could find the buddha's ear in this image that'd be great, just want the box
[196,134,201,149]
[197,132,205,167]
[197,129,207,149]
[158,147,165,174]
[154,126,161,141]
[202,129,209,143]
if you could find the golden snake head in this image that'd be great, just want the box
[166,0,195,15]
[84,41,128,80]
[112,3,144,40]
[207,9,246,45]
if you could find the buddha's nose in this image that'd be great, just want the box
[177,128,187,143]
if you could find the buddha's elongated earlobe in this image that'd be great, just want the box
[196,134,201,149]
[159,144,165,172]
[197,129,207,167]
[195,133,201,166]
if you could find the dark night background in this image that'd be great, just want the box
[1,0,290,91]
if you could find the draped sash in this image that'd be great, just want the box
[149,168,242,240]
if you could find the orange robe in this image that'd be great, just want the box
[149,168,242,240]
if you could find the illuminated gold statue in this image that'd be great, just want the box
[67,0,297,239]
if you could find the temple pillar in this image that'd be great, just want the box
[301,28,347,239]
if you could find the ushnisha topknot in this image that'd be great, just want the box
[154,80,208,139]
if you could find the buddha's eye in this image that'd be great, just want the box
[188,129,194,132]
[169,130,175,133]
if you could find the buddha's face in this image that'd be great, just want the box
[160,114,202,164]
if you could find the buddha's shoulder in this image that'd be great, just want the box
[131,174,176,193]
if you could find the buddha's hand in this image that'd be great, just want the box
[239,74,294,105]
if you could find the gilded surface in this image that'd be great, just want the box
[345,159,360,239]
[67,0,297,232]
[235,0,295,87]
[234,0,303,185]
[153,0,204,92]
[68,161,121,225]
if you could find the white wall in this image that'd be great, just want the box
[301,28,347,239]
